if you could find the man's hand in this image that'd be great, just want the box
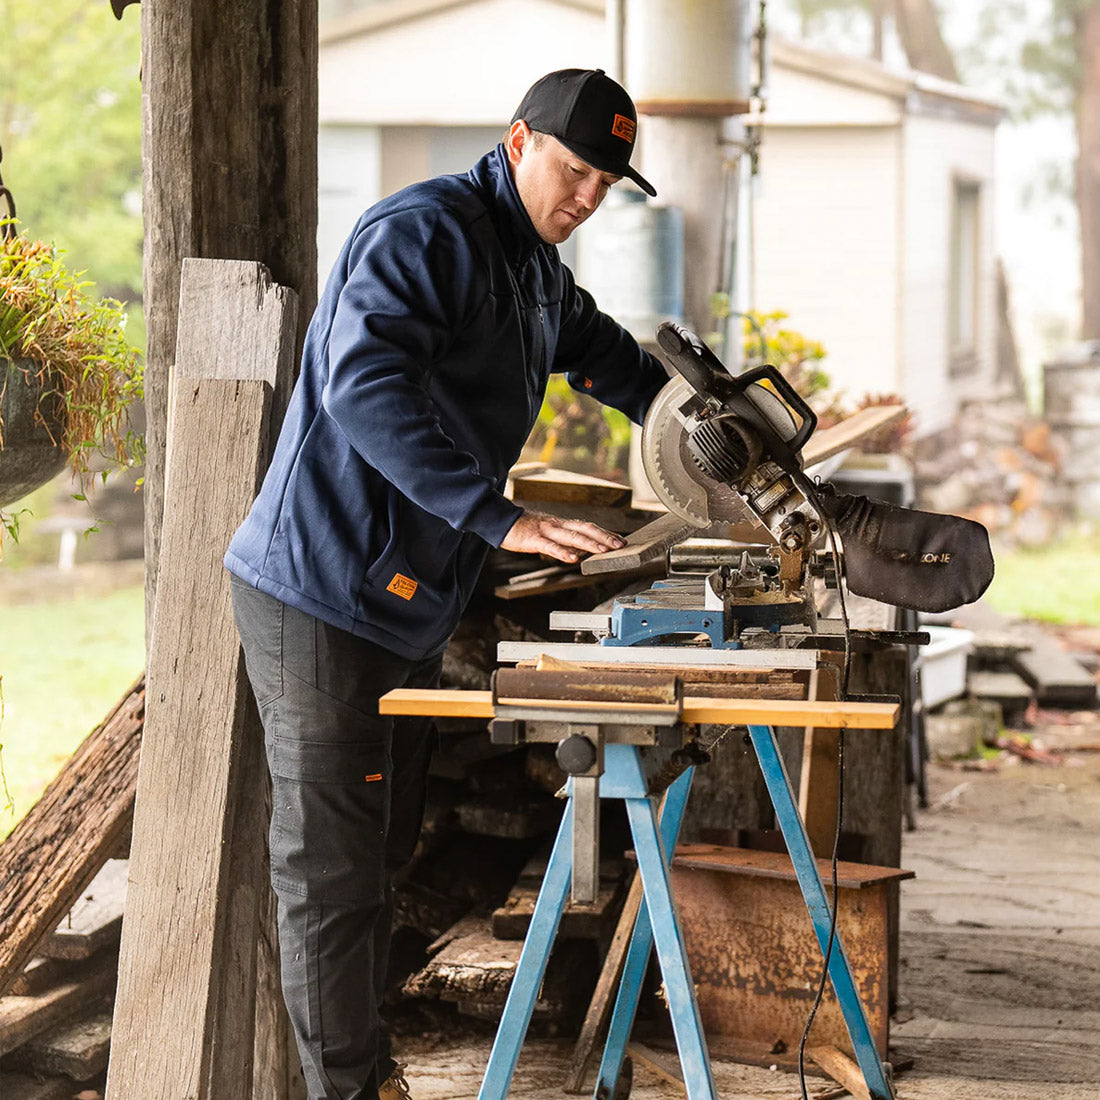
[500,510,626,564]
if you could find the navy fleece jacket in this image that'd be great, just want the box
[225,145,668,658]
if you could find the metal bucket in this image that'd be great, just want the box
[1043,341,1100,517]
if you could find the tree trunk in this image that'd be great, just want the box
[141,0,318,647]
[892,0,959,82]
[1077,3,1100,339]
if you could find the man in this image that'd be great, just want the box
[225,68,669,1100]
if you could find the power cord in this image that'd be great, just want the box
[792,474,852,1099]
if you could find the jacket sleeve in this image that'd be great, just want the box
[552,264,669,425]
[321,207,521,548]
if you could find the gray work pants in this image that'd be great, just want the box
[231,576,442,1100]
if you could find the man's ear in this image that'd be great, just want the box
[505,120,530,169]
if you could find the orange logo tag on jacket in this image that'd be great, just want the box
[612,114,636,143]
[387,573,418,600]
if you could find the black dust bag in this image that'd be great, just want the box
[814,486,995,613]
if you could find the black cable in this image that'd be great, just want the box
[790,474,852,1099]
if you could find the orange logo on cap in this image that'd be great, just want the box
[612,114,636,142]
[387,573,418,600]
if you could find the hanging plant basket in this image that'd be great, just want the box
[0,228,143,521]
[0,356,68,508]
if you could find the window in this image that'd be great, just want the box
[949,178,981,372]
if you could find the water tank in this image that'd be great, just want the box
[575,190,684,344]
[626,0,754,113]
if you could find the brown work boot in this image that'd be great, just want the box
[378,1063,413,1100]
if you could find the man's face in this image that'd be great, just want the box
[506,122,622,245]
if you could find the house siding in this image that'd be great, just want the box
[320,0,607,126]
[752,124,902,403]
[899,112,997,435]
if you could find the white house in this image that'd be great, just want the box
[752,38,1004,436]
[316,0,1004,438]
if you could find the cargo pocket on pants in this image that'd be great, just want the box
[268,736,389,905]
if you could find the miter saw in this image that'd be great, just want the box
[576,322,995,651]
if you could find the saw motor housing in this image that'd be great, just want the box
[642,323,825,617]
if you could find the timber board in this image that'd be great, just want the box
[2,1009,111,1082]
[40,860,127,961]
[108,260,299,1100]
[0,680,143,999]
[380,689,898,729]
[0,1071,79,1100]
[0,953,116,1057]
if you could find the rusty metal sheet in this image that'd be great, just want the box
[670,855,893,1055]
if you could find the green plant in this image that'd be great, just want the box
[709,297,834,397]
[0,224,144,499]
[738,308,833,400]
[526,375,633,480]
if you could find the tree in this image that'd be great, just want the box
[0,0,142,300]
[955,0,1100,340]
[791,0,956,75]
[1071,3,1100,338]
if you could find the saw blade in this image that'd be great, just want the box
[641,377,755,528]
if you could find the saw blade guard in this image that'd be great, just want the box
[641,325,823,547]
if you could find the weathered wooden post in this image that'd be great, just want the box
[138,2,317,1084]
[107,259,298,1099]
[141,0,318,640]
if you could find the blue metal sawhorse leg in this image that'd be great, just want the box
[748,724,897,1100]
[477,730,896,1100]
[477,797,575,1100]
[478,746,715,1100]
[595,767,697,1098]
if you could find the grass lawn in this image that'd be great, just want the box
[0,582,145,840]
[984,527,1100,626]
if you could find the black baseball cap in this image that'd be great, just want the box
[511,69,657,197]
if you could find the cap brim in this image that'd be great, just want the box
[556,136,657,198]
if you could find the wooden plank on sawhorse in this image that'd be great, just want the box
[106,259,297,1100]
[380,689,898,729]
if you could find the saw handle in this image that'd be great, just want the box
[655,321,738,398]
[737,364,818,454]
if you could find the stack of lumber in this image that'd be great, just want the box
[0,678,143,1099]
[0,673,143,1095]
[400,849,624,1026]
[922,602,1098,767]
[932,600,1097,714]
[0,860,127,1094]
